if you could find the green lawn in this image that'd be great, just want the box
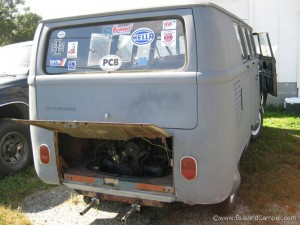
[239,109,300,214]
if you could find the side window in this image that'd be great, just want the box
[248,29,257,58]
[233,23,246,61]
[45,19,186,74]
[241,26,251,60]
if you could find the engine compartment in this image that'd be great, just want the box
[58,133,173,178]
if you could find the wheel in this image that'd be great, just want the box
[251,107,263,140]
[212,192,237,215]
[0,119,32,175]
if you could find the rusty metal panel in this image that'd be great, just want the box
[16,119,171,140]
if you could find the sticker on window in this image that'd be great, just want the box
[163,20,177,30]
[67,42,78,58]
[68,61,76,71]
[161,30,176,47]
[57,31,66,38]
[99,55,122,71]
[49,58,67,67]
[112,24,133,36]
[131,28,155,46]
[138,57,148,66]
[51,39,65,56]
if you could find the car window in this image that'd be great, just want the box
[45,19,186,74]
[233,23,246,61]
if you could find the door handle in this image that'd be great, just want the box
[255,74,259,80]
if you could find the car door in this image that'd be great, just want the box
[253,32,277,103]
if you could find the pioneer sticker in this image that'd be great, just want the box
[49,58,67,67]
[131,28,155,46]
[161,30,176,47]
[99,55,122,71]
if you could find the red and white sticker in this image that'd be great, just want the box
[112,23,133,36]
[163,20,177,30]
[161,30,176,47]
[67,42,78,58]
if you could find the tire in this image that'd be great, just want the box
[251,107,263,140]
[0,119,32,175]
[212,192,237,215]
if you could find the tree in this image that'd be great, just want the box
[0,0,24,46]
[0,0,42,46]
[11,8,42,43]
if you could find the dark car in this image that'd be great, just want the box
[0,41,32,177]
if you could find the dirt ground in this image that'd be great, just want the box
[23,186,299,225]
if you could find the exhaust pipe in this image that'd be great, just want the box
[121,204,140,223]
[79,198,97,216]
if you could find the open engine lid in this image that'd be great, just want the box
[16,120,171,140]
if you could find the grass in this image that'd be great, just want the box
[239,108,300,214]
[0,167,52,225]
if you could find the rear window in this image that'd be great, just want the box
[45,18,186,74]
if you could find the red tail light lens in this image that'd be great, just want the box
[180,156,197,180]
[39,144,51,164]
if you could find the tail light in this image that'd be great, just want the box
[39,144,51,164]
[180,156,197,180]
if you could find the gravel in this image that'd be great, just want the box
[23,186,299,225]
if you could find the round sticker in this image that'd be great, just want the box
[131,28,155,46]
[57,31,66,38]
[99,55,122,71]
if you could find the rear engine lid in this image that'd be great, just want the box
[16,120,171,140]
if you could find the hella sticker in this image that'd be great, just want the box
[49,58,67,67]
[131,28,155,46]
[99,55,122,71]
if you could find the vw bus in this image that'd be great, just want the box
[20,0,276,219]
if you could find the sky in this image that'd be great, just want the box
[24,0,171,19]
[25,0,133,19]
[24,0,199,19]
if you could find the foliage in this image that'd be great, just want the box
[0,0,41,46]
[11,8,42,43]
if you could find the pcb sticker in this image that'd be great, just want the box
[163,20,177,30]
[99,55,122,71]
[68,61,76,71]
[112,24,133,36]
[161,30,176,47]
[131,28,155,46]
[67,42,78,58]
[49,58,67,67]
[51,39,65,56]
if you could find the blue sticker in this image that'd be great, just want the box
[138,57,148,66]
[49,58,67,67]
[103,26,112,35]
[131,28,155,46]
[68,61,76,70]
